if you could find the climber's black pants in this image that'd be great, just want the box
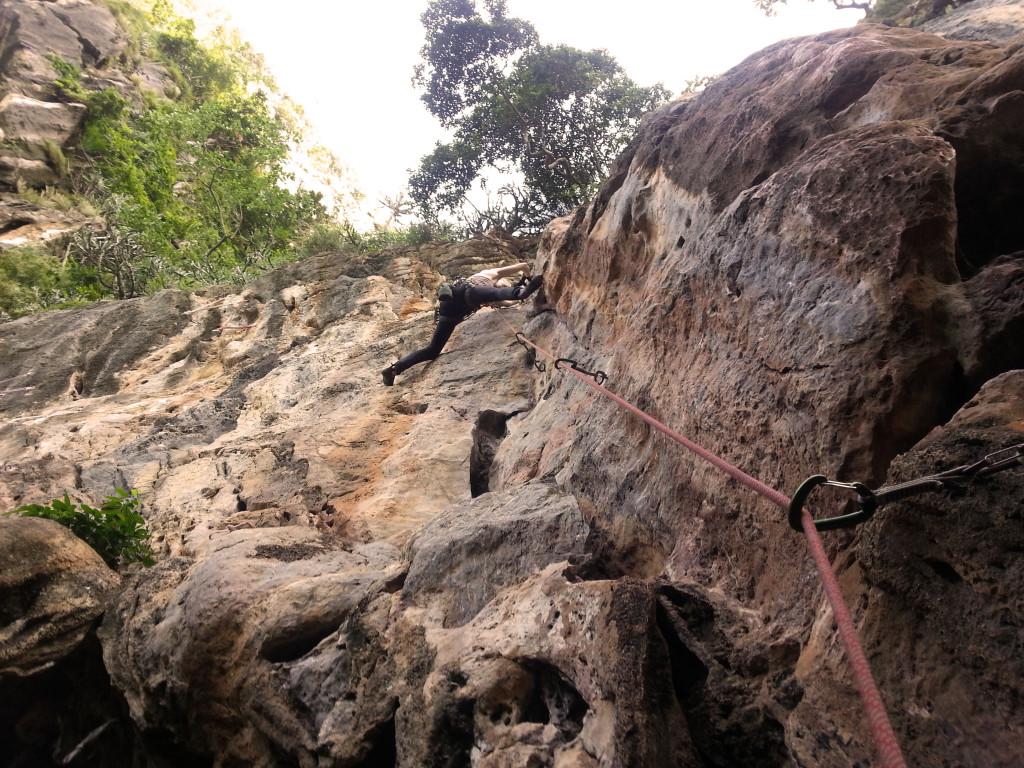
[466,284,518,306]
[391,317,460,373]
[390,284,520,375]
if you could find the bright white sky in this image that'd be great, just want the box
[178,0,862,224]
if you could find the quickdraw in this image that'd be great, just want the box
[515,332,547,372]
[495,308,908,767]
[554,358,608,386]
[789,442,1024,532]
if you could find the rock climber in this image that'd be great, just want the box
[381,263,543,386]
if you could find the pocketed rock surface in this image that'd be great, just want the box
[2,8,1024,768]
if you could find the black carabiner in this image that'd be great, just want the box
[790,442,1024,533]
[554,358,609,386]
[788,475,877,532]
[515,332,547,372]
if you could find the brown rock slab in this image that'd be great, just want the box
[0,514,119,675]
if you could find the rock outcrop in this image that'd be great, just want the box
[0,514,118,676]
[2,6,1024,768]
[921,0,1024,42]
[0,0,168,248]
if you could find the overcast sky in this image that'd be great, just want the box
[177,0,862,222]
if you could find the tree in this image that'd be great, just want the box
[410,0,670,233]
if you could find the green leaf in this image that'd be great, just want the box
[6,489,155,569]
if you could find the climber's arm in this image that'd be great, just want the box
[492,262,530,279]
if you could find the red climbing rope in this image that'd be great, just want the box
[496,309,907,768]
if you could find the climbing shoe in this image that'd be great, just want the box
[514,274,544,300]
[382,366,396,386]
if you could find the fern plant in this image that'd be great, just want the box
[7,488,155,568]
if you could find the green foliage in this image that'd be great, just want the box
[156,25,240,100]
[95,0,162,52]
[297,221,444,258]
[0,247,63,319]
[7,488,155,569]
[23,4,330,307]
[411,0,669,233]
[48,53,87,101]
[0,245,101,320]
[73,88,324,288]
[44,140,70,178]
[4,2,355,320]
[297,221,360,255]
[14,186,97,214]
[682,75,718,95]
[415,0,539,126]
[67,223,157,299]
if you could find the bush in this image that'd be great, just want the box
[296,221,449,258]
[0,247,64,319]
[7,488,155,569]
[296,222,356,256]
[0,245,106,320]
[36,10,331,303]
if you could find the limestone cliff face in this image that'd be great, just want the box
[0,0,175,247]
[2,6,1024,768]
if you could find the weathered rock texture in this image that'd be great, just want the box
[921,0,1024,42]
[0,0,160,247]
[0,514,118,675]
[2,6,1024,768]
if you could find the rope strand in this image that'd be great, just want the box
[498,310,907,768]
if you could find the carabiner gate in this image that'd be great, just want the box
[788,475,877,532]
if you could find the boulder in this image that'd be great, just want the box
[849,370,1024,768]
[133,61,181,100]
[0,92,85,145]
[508,20,1024,766]
[399,568,703,768]
[49,0,126,65]
[0,1,85,97]
[0,192,102,250]
[0,514,119,675]
[403,481,590,627]
[98,529,407,766]
[0,152,57,186]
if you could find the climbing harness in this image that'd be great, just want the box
[789,443,1024,532]
[496,309,909,768]
[434,278,471,323]
[437,276,471,303]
